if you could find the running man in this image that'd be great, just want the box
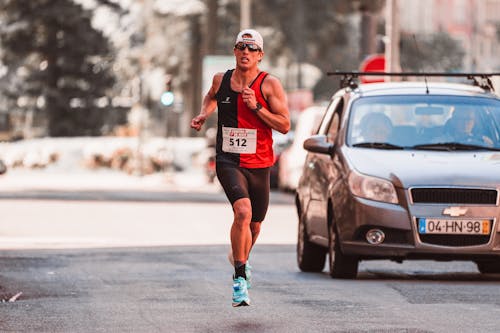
[190,29,290,306]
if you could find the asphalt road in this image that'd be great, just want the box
[1,175,500,332]
[1,245,500,333]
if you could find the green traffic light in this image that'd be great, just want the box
[161,91,175,106]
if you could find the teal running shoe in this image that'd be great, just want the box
[232,276,250,307]
[245,262,252,289]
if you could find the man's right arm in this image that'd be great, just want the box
[190,73,223,131]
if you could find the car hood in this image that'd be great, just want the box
[343,147,500,188]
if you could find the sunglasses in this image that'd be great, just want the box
[234,42,261,52]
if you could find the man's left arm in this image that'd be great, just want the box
[252,76,290,134]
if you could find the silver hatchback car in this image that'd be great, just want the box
[296,74,500,279]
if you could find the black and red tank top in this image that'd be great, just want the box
[214,69,274,168]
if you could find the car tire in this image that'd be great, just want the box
[328,222,358,279]
[297,212,326,272]
[476,260,500,274]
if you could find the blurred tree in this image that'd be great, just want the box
[0,0,116,136]
[210,0,386,100]
[400,32,464,72]
[222,0,356,100]
[253,0,350,71]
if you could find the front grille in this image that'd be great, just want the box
[411,188,498,204]
[418,234,490,247]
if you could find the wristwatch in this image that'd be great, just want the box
[251,102,262,113]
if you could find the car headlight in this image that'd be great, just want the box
[348,171,398,204]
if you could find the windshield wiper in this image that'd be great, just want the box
[411,142,500,151]
[352,142,405,150]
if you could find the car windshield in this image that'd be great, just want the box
[347,95,500,150]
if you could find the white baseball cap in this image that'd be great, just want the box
[235,29,264,51]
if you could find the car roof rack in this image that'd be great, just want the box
[327,71,500,92]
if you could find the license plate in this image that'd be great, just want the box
[418,218,490,235]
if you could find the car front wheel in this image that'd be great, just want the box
[297,212,326,272]
[328,222,358,279]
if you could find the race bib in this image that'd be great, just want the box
[222,127,257,154]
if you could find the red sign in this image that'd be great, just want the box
[359,54,385,83]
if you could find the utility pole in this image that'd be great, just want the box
[185,13,203,137]
[360,5,378,60]
[470,1,478,71]
[385,0,401,80]
[295,0,304,89]
[204,0,218,55]
[240,0,251,29]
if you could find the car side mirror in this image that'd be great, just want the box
[303,135,334,155]
[0,159,6,175]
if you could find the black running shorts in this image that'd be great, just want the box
[216,163,270,222]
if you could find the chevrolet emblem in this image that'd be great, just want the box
[442,207,468,217]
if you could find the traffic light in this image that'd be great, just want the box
[161,76,174,107]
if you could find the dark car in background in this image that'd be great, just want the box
[0,159,6,175]
[296,74,500,279]
[270,130,293,189]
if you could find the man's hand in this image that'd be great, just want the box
[242,87,257,110]
[191,114,206,131]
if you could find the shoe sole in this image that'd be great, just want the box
[232,300,250,307]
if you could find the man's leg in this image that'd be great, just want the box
[217,166,269,306]
[228,221,261,264]
[230,198,253,267]
[250,221,261,247]
[230,198,252,307]
[215,165,253,306]
[228,165,269,266]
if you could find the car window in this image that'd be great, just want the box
[317,97,342,135]
[327,113,340,144]
[347,95,500,149]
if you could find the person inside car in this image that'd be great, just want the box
[359,112,393,143]
[443,106,493,146]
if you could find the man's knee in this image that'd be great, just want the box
[233,199,252,223]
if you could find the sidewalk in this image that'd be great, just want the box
[0,136,212,193]
[0,168,296,250]
[0,168,219,193]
